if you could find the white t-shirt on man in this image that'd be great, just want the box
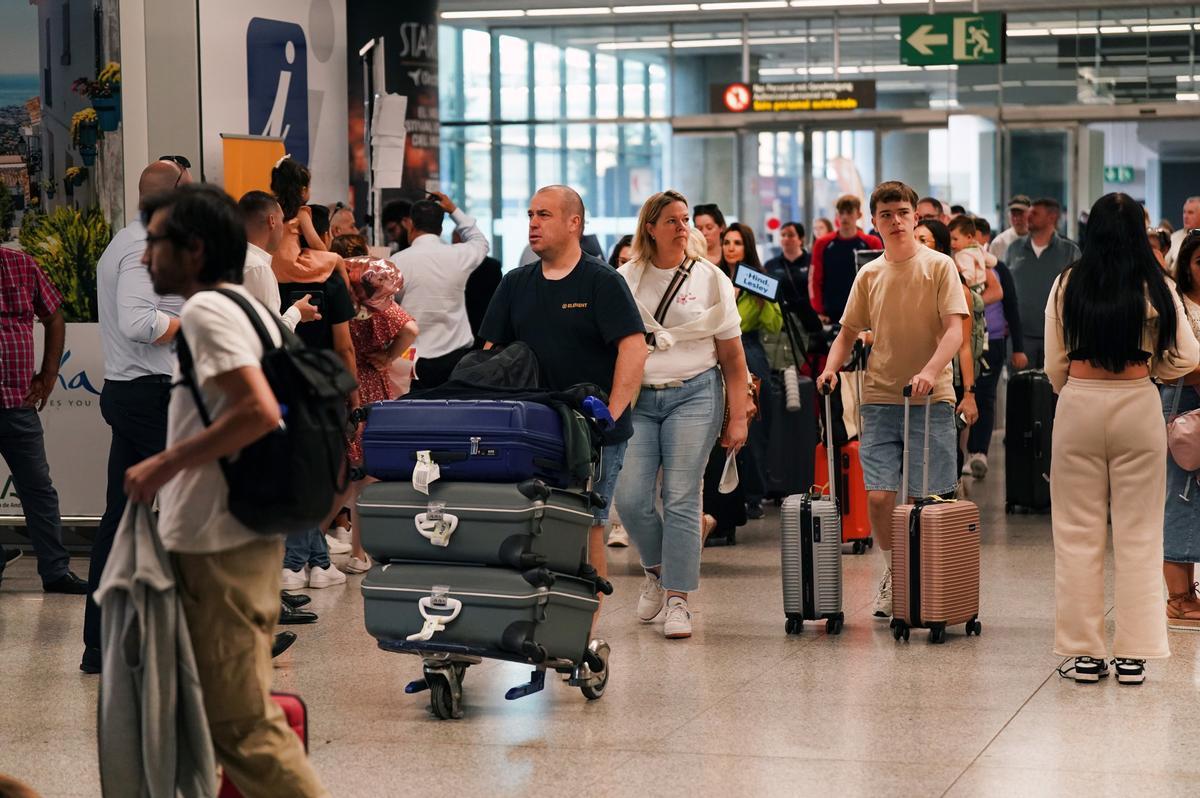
[157,285,283,554]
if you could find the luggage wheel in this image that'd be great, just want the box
[928,624,947,645]
[965,616,982,637]
[784,616,803,635]
[824,613,844,635]
[505,667,547,701]
[424,662,467,720]
[890,619,910,642]
[569,639,611,701]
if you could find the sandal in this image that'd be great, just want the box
[701,514,717,546]
[1166,591,1200,631]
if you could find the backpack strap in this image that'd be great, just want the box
[645,259,696,347]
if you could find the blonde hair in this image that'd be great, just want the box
[631,189,708,264]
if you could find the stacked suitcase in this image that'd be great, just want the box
[357,398,612,719]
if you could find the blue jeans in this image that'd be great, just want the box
[283,527,331,571]
[0,408,70,584]
[615,367,724,593]
[859,400,958,498]
[592,440,628,526]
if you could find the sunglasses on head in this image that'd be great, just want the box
[159,154,191,169]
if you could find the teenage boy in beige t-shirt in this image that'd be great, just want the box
[817,180,969,619]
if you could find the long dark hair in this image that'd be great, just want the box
[720,222,764,277]
[608,234,633,269]
[270,157,311,220]
[1061,192,1177,371]
[1176,231,1200,296]
[916,218,952,258]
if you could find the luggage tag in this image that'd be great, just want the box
[415,502,459,547]
[407,585,463,642]
[718,449,739,494]
[412,450,441,495]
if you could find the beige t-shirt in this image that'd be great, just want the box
[840,245,969,406]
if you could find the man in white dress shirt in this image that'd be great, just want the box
[236,191,318,333]
[82,158,191,674]
[390,192,489,389]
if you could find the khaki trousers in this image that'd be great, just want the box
[1050,377,1170,660]
[173,538,328,798]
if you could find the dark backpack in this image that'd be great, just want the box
[176,288,358,535]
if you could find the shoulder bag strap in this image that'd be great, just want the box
[645,259,696,347]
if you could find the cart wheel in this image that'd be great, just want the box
[826,616,843,635]
[580,640,611,701]
[929,625,946,645]
[785,617,802,635]
[429,677,456,720]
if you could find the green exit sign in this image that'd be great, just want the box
[901,13,1006,66]
[1104,165,1135,184]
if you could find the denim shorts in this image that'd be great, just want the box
[859,401,958,498]
[592,439,628,526]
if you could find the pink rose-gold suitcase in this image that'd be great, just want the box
[889,388,982,644]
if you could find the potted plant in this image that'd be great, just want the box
[17,205,111,322]
[70,108,99,165]
[41,178,56,200]
[65,166,88,188]
[72,62,121,132]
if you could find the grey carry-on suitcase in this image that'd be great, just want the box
[362,563,599,663]
[890,387,982,645]
[781,386,845,635]
[358,479,594,575]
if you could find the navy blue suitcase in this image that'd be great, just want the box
[362,399,569,486]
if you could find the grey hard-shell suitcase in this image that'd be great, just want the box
[362,563,599,664]
[781,386,845,635]
[358,479,594,575]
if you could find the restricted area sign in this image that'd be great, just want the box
[710,81,877,113]
[900,12,1006,66]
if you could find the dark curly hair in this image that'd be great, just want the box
[270,157,311,220]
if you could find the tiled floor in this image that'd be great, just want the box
[2,442,1199,797]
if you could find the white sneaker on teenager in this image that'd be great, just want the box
[872,566,893,618]
[663,597,693,639]
[607,523,630,547]
[281,567,308,590]
[324,534,351,555]
[636,570,667,622]
[308,564,347,588]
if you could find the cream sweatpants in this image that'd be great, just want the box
[1051,377,1170,659]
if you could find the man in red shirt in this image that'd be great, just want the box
[809,194,882,324]
[0,248,87,592]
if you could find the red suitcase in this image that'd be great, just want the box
[217,692,308,797]
[814,440,873,553]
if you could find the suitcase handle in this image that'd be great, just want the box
[410,450,468,464]
[407,595,463,642]
[818,383,838,505]
[414,512,459,547]
[900,385,932,504]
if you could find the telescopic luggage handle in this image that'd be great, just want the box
[818,382,837,505]
[900,385,932,505]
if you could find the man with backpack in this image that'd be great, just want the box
[124,184,328,797]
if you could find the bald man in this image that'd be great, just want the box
[82,157,193,674]
[480,185,646,610]
[390,191,489,389]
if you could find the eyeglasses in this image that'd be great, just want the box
[144,232,177,248]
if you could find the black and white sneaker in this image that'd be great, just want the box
[1113,658,1146,685]
[1057,656,1110,683]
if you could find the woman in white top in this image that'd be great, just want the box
[616,190,751,639]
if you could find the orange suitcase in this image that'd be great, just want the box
[889,388,982,645]
[814,441,872,553]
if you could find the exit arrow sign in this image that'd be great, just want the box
[900,12,1006,66]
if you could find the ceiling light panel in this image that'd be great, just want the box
[525,7,613,16]
[613,3,700,13]
[441,9,525,18]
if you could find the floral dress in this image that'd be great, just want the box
[347,302,413,464]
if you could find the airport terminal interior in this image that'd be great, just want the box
[3,0,1200,796]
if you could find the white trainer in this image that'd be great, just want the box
[324,534,352,555]
[340,554,371,575]
[636,570,667,622]
[969,453,989,479]
[308,564,347,588]
[663,597,693,639]
[330,525,352,544]
[607,523,630,547]
[281,567,308,590]
[872,566,893,618]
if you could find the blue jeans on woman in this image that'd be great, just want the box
[615,367,724,593]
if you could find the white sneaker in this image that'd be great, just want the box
[308,564,347,588]
[636,570,667,622]
[607,523,629,547]
[281,567,308,590]
[872,566,893,618]
[968,453,989,479]
[331,525,352,544]
[663,597,693,639]
[340,554,371,575]
[324,534,351,555]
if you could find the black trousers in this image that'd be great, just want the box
[83,378,170,651]
[0,408,70,583]
[967,339,1008,456]
[411,346,473,391]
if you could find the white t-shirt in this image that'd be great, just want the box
[626,258,742,384]
[157,285,284,554]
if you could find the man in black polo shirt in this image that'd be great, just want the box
[480,185,646,589]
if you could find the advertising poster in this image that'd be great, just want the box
[198,0,349,204]
[346,0,440,227]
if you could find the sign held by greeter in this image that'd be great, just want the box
[900,12,1006,66]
